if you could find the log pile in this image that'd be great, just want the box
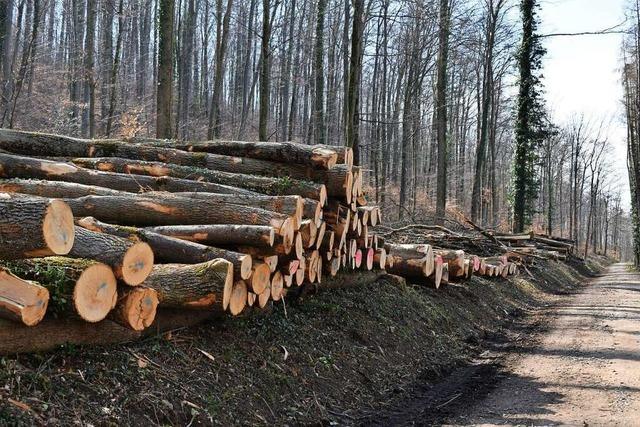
[0,129,522,351]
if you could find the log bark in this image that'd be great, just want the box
[148,139,338,169]
[0,268,49,326]
[72,157,328,204]
[69,226,154,286]
[434,249,465,278]
[77,217,253,280]
[0,151,253,195]
[303,198,323,226]
[315,145,353,169]
[288,270,393,300]
[0,194,75,258]
[0,178,125,198]
[385,243,434,277]
[374,248,387,270]
[170,192,303,224]
[2,258,117,322]
[64,194,294,238]
[0,308,218,355]
[0,130,342,195]
[109,287,158,331]
[145,224,275,248]
[142,259,232,310]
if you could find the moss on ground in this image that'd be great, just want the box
[0,258,606,425]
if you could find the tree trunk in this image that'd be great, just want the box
[83,0,96,137]
[142,260,233,310]
[0,267,49,326]
[312,0,327,145]
[2,257,117,322]
[65,193,294,236]
[0,151,257,196]
[258,0,271,140]
[109,286,158,331]
[153,139,339,169]
[207,0,234,138]
[77,217,254,280]
[72,156,328,202]
[145,224,275,248]
[156,0,175,138]
[0,194,75,258]
[434,0,450,225]
[346,0,364,165]
[69,226,154,286]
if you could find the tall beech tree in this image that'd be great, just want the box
[156,0,175,138]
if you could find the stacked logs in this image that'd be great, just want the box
[0,129,518,340]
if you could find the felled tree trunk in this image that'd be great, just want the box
[0,178,124,198]
[145,224,275,248]
[434,249,465,278]
[69,227,154,286]
[2,258,117,322]
[0,151,254,195]
[384,243,434,277]
[72,157,328,204]
[142,259,232,310]
[0,194,75,258]
[156,139,338,169]
[169,192,303,224]
[109,287,158,331]
[0,268,49,326]
[76,217,253,280]
[65,194,295,238]
[0,129,336,186]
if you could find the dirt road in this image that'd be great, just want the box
[446,263,640,426]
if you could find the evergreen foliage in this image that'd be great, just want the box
[513,0,549,232]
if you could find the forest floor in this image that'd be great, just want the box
[0,257,608,426]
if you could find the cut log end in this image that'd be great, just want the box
[366,248,374,270]
[247,292,256,307]
[239,254,253,280]
[221,260,236,312]
[294,232,304,260]
[74,263,118,323]
[229,280,248,316]
[248,262,271,295]
[43,199,75,256]
[119,242,155,286]
[374,248,387,270]
[0,269,49,326]
[263,255,279,273]
[354,249,363,268]
[116,287,159,331]
[257,285,271,308]
[319,185,328,207]
[279,217,296,251]
[315,221,327,250]
[271,271,284,301]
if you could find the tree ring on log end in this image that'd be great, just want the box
[271,271,284,301]
[73,263,117,322]
[249,262,271,295]
[229,280,247,315]
[120,242,155,286]
[122,287,158,331]
[43,200,75,255]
